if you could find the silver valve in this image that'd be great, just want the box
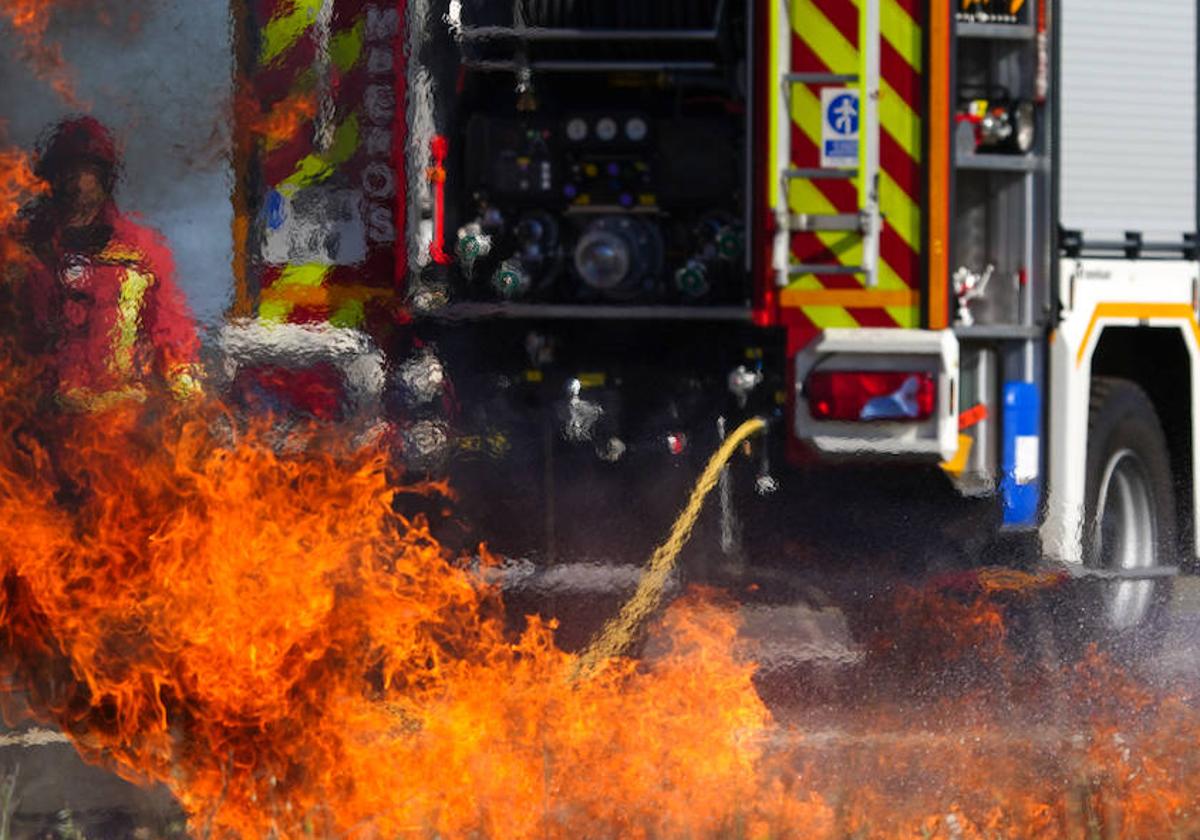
[727,364,763,409]
[953,263,993,327]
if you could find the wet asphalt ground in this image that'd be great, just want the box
[4,564,1200,839]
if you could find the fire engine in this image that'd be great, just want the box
[228,0,1199,648]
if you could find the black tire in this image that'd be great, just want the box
[1056,378,1175,658]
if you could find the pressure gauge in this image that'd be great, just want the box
[624,116,648,143]
[595,117,618,142]
[566,117,588,142]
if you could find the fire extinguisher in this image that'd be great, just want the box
[955,88,1036,154]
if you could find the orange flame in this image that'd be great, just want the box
[0,373,835,838]
[3,354,1200,836]
[238,88,319,150]
[0,141,46,275]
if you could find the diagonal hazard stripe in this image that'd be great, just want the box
[791,0,858,73]
[805,306,861,327]
[879,171,919,251]
[261,0,324,65]
[812,0,859,47]
[277,114,360,195]
[879,81,920,163]
[881,0,921,72]
[791,84,921,251]
[786,179,914,292]
[792,0,922,162]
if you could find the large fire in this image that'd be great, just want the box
[0,352,1197,837]
[0,369,834,838]
[4,3,1200,837]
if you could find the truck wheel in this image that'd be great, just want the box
[1069,378,1175,654]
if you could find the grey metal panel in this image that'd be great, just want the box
[1060,0,1196,239]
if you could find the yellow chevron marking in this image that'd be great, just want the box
[790,73,921,177]
[887,306,920,327]
[879,81,921,162]
[278,115,360,196]
[805,306,861,328]
[786,179,910,288]
[791,0,857,73]
[787,101,921,254]
[879,170,919,251]
[881,0,921,72]
[331,19,364,72]
[261,0,324,65]
[276,263,331,288]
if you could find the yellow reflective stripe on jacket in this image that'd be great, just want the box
[167,362,205,401]
[109,268,153,376]
[57,385,148,414]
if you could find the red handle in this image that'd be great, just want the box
[428,135,450,265]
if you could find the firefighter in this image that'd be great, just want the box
[16,115,203,415]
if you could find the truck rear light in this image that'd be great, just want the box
[806,371,936,422]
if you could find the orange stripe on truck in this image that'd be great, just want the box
[780,288,920,308]
[925,0,951,329]
[1075,303,1200,367]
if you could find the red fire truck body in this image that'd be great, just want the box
[231,0,1200,642]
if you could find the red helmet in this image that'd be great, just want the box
[35,115,120,190]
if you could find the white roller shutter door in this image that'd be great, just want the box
[1060,0,1197,241]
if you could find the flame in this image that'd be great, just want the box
[0,367,835,838]
[238,88,319,150]
[3,350,1200,836]
[0,141,46,275]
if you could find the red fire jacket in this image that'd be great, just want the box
[20,206,202,413]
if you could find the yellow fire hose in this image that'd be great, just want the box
[572,416,768,680]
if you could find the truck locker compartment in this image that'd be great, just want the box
[794,329,960,462]
[1059,0,1197,246]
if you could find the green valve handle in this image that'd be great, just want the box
[674,260,709,298]
[715,226,743,261]
[492,260,530,299]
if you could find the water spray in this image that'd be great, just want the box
[573,415,768,680]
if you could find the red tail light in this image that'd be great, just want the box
[806,370,936,422]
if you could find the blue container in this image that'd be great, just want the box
[1001,381,1041,527]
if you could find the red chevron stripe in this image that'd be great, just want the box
[790,128,858,209]
[789,133,920,289]
[846,307,901,327]
[255,0,286,21]
[790,29,829,74]
[882,39,920,113]
[254,40,318,97]
[789,162,921,290]
[880,226,919,288]
[811,0,859,48]
[781,308,820,355]
[880,130,919,201]
[262,133,314,186]
[892,0,921,23]
[784,0,924,300]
